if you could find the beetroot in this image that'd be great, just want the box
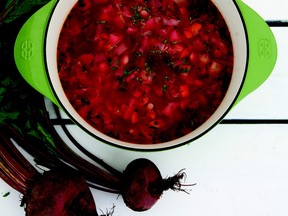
[23,169,98,216]
[1,126,192,215]
[0,129,100,216]
[121,158,190,211]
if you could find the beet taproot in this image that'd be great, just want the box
[121,158,190,211]
[23,169,98,216]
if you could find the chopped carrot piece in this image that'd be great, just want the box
[179,85,190,98]
[184,22,202,39]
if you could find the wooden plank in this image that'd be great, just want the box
[244,0,288,20]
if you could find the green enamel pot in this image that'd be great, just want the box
[14,0,277,151]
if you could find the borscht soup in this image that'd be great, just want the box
[57,0,234,144]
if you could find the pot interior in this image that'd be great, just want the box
[45,0,248,150]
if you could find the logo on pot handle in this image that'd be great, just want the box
[258,39,272,59]
[21,40,35,61]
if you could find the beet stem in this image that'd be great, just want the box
[0,128,41,193]
[0,162,27,194]
[6,126,64,169]
[4,97,122,192]
[51,102,122,178]
[0,129,39,178]
[37,99,122,191]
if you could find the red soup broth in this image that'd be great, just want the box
[57,0,234,144]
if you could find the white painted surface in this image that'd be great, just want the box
[1,0,288,215]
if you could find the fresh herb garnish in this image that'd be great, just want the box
[162,83,168,92]
[131,5,144,24]
[2,192,10,197]
[124,69,133,76]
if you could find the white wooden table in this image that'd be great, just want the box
[1,0,288,215]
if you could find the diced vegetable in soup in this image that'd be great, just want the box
[57,0,233,144]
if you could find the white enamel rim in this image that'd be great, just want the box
[45,0,248,150]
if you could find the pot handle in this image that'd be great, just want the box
[234,0,277,105]
[14,0,60,106]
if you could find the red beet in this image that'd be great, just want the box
[0,134,106,216]
[121,158,189,211]
[1,126,191,215]
[23,169,98,216]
